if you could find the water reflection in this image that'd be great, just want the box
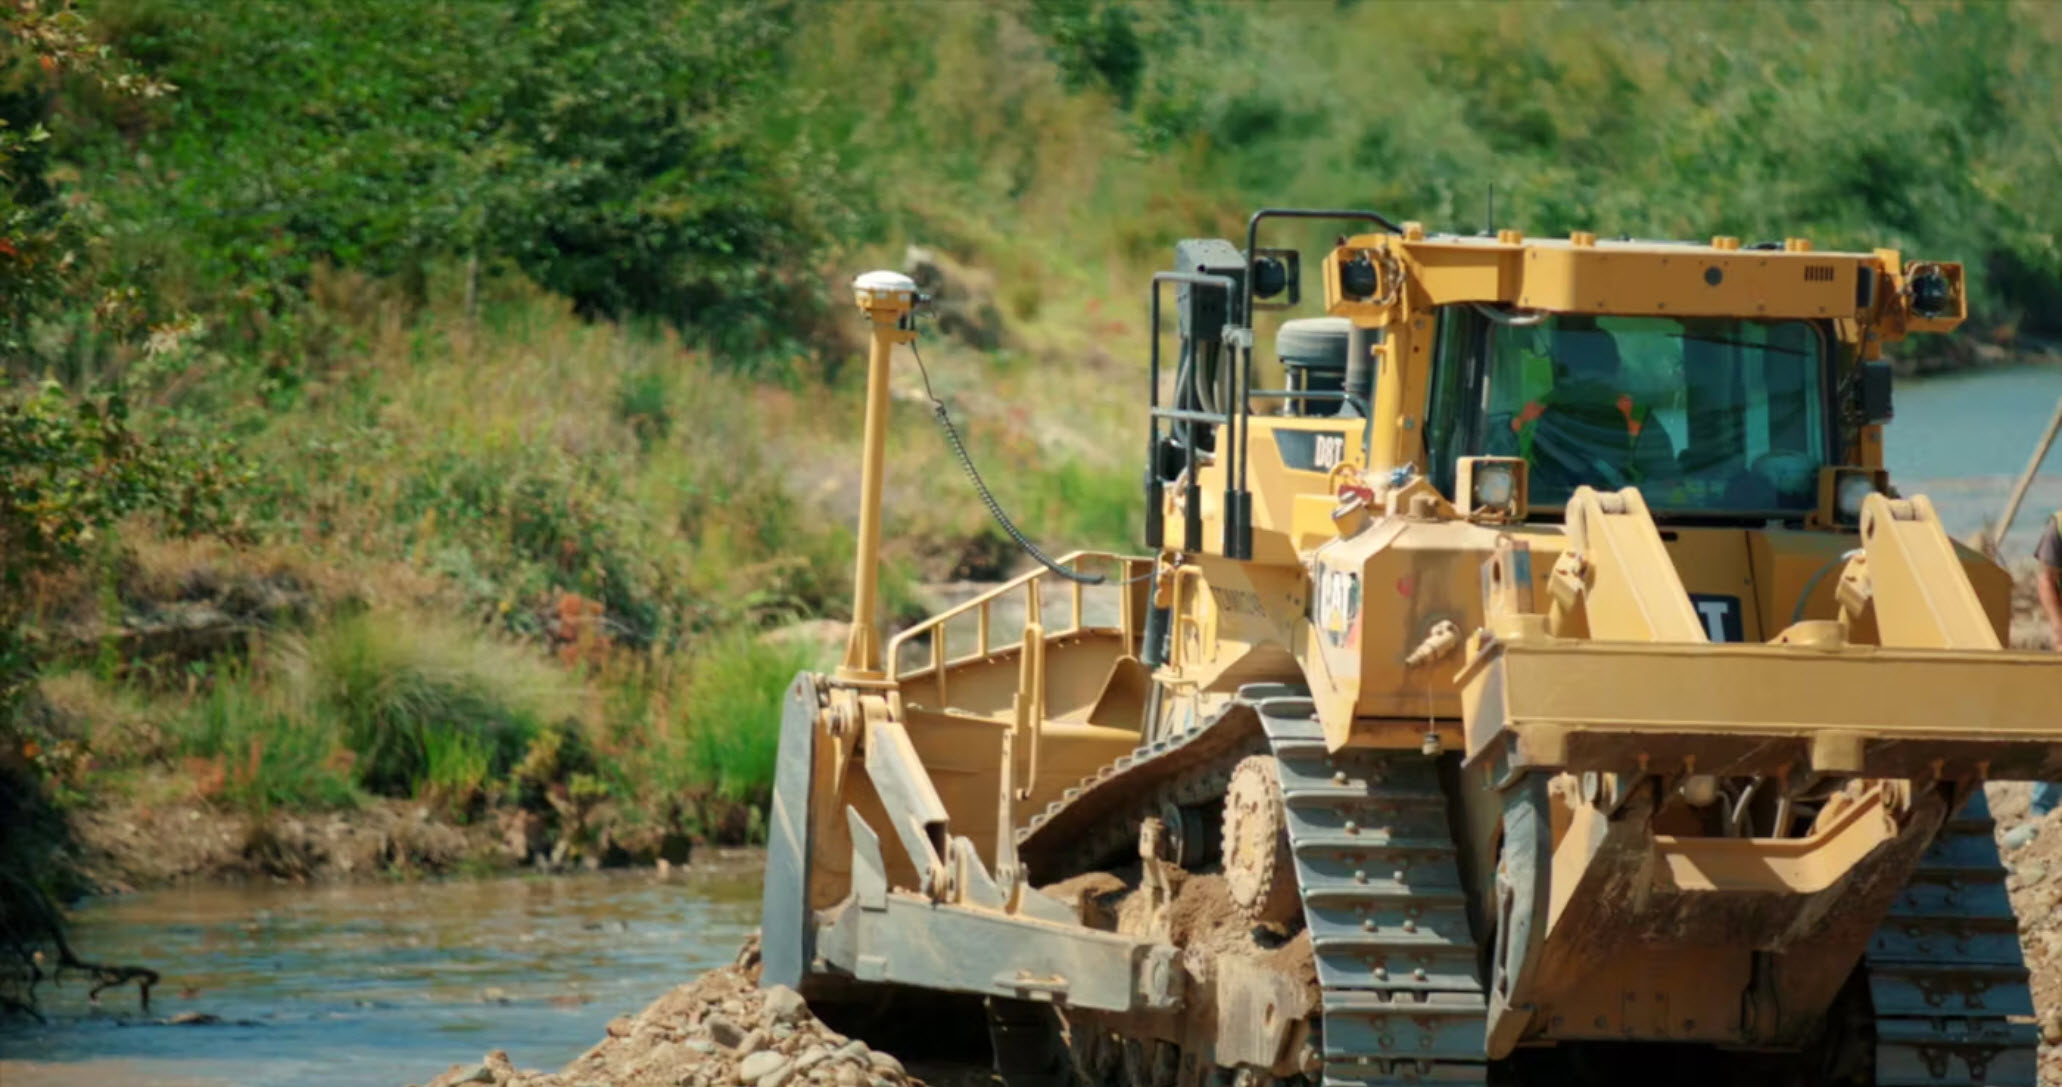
[0,854,763,1087]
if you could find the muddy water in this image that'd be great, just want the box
[1888,364,2062,552]
[0,854,763,1087]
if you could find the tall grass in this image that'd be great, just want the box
[682,636,814,807]
[280,611,573,798]
[174,669,358,815]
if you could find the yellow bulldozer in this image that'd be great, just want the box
[759,210,2059,1087]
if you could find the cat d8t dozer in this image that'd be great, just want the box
[762,225,2062,1087]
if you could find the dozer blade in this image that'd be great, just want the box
[761,671,824,991]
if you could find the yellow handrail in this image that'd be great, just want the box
[887,550,1151,684]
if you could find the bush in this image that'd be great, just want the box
[78,0,847,359]
[282,611,574,798]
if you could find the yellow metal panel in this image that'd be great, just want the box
[1654,791,1895,895]
[1748,529,1859,635]
[1244,416,1368,536]
[1515,245,1857,318]
[1460,637,2062,780]
[1369,330,1420,475]
[1408,242,1521,302]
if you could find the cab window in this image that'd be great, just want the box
[1430,310,1830,515]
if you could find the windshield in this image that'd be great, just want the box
[1428,312,1829,514]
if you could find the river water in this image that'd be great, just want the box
[1887,364,2062,554]
[0,856,763,1087]
[1,365,2056,1087]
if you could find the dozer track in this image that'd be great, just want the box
[1866,793,2039,1087]
[1020,683,2040,1086]
[1021,684,1489,1085]
[1254,695,1488,1087]
[1017,696,1269,883]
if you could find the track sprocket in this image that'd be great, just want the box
[1223,754,1301,929]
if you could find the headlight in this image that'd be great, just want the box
[1835,473,1879,521]
[1473,464,1515,508]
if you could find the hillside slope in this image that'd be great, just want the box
[2,0,2060,922]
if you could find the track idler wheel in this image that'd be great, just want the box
[1222,754,1301,929]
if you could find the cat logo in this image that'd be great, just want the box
[1688,593,1744,642]
[1317,568,1361,648]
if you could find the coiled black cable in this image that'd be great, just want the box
[906,339,1132,586]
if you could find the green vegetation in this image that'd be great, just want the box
[286,611,573,799]
[176,670,358,815]
[3,4,2061,969]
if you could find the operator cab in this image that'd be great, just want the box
[1426,307,1834,520]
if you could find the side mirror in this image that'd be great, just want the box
[1859,360,1893,426]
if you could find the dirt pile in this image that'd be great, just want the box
[413,948,931,1087]
[2007,559,2051,650]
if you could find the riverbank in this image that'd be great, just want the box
[33,503,2053,899]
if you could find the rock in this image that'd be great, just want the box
[707,1015,746,1049]
[480,987,512,1005]
[737,1028,769,1055]
[834,1040,870,1063]
[165,1011,221,1025]
[832,1064,864,1087]
[432,1064,496,1086]
[2044,1010,2062,1046]
[606,1015,635,1038]
[795,1046,832,1072]
[763,985,809,1026]
[760,1066,796,1087]
[866,1052,904,1079]
[738,1052,790,1084]
[686,1039,719,1055]
[2005,823,2039,851]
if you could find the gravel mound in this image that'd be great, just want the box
[414,943,927,1087]
[1988,781,2062,1083]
